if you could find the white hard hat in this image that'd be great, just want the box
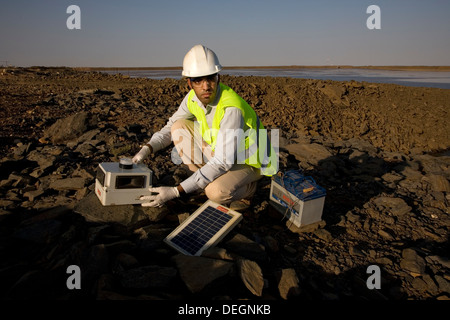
[182,44,222,78]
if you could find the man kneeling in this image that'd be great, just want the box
[132,45,278,209]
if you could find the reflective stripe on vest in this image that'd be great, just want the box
[186,83,278,176]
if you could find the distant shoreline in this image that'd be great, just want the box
[76,65,450,72]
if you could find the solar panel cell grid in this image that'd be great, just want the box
[170,206,233,255]
[164,201,243,256]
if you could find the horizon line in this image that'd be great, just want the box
[76,65,450,72]
[4,65,450,72]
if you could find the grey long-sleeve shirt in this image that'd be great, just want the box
[147,84,248,194]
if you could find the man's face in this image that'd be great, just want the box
[188,74,219,106]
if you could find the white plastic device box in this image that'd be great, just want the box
[269,171,326,228]
[95,158,153,206]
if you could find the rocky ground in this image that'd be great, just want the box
[0,67,449,301]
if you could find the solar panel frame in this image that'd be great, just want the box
[164,200,243,256]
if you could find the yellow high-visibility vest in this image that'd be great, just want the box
[187,83,278,176]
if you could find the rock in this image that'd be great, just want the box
[135,225,173,254]
[75,187,88,200]
[75,129,101,145]
[373,196,412,216]
[7,173,34,189]
[422,174,450,192]
[73,192,168,228]
[422,274,439,295]
[114,253,140,271]
[237,259,264,297]
[426,255,450,269]
[104,240,135,256]
[398,166,423,181]
[314,228,333,242]
[223,233,267,261]
[0,178,14,189]
[23,188,44,201]
[376,256,394,266]
[43,111,94,144]
[201,247,234,260]
[27,147,62,175]
[285,143,333,166]
[263,235,279,253]
[349,246,365,257]
[411,277,429,293]
[6,190,20,201]
[286,219,326,234]
[381,172,403,184]
[0,199,15,209]
[348,149,368,163]
[345,211,361,223]
[7,269,58,300]
[11,142,33,159]
[0,209,13,222]
[346,138,378,155]
[177,212,190,225]
[283,245,297,255]
[74,143,96,156]
[72,167,95,180]
[49,177,87,191]
[172,254,234,294]
[378,228,395,240]
[435,275,450,294]
[119,265,177,289]
[277,268,301,299]
[415,154,450,177]
[318,83,349,106]
[400,248,426,275]
[81,244,110,290]
[12,219,62,244]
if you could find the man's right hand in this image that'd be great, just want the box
[132,145,152,163]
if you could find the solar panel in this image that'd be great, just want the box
[164,200,243,256]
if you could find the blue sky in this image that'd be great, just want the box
[1,0,450,67]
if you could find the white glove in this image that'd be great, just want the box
[132,145,150,164]
[140,186,180,207]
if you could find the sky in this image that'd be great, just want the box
[1,0,450,67]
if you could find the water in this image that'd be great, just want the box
[104,67,450,89]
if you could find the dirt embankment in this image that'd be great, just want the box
[1,67,449,154]
[0,67,449,301]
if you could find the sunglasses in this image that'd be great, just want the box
[190,74,218,87]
